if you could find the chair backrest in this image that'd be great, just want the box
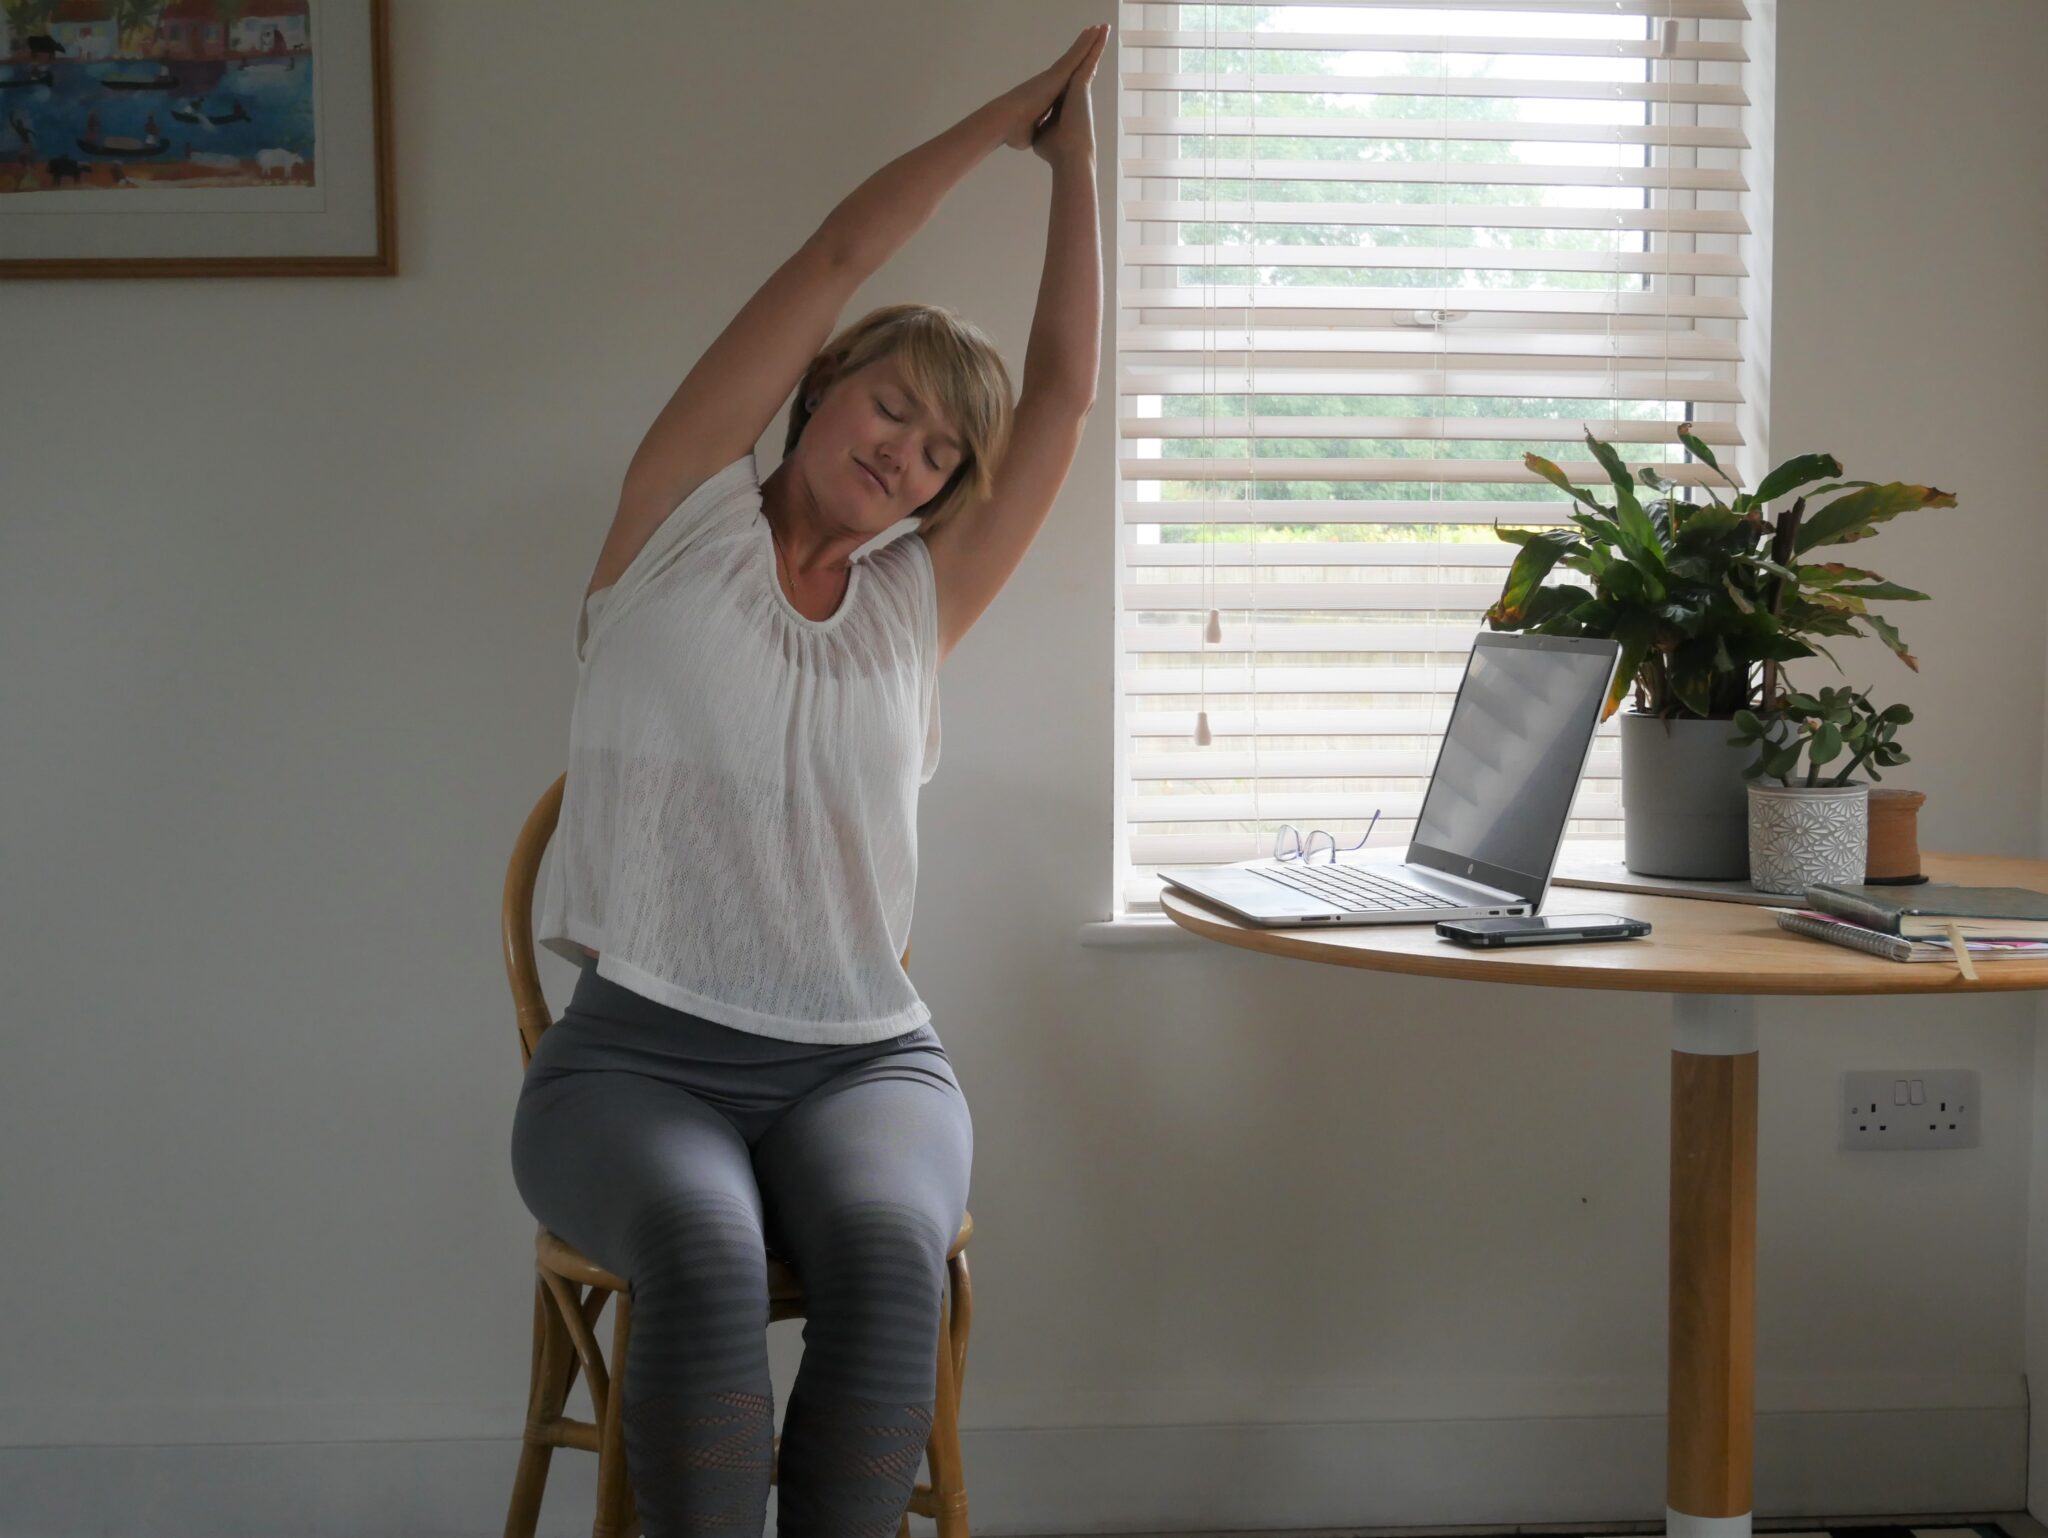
[503,773,912,1071]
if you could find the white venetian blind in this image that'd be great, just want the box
[1115,0,1759,915]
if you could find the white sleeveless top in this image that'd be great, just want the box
[536,451,942,1045]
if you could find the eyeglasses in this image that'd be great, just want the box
[1273,810,1382,866]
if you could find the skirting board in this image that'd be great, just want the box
[0,1403,2026,1536]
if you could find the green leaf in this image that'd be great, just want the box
[1604,616,1659,722]
[1796,562,1884,585]
[1811,722,1843,766]
[1787,600,1865,636]
[1863,611,1920,671]
[1568,508,1623,545]
[1735,552,1801,585]
[1585,434,1666,571]
[1494,525,1538,547]
[1485,532,1579,628]
[1670,664,1716,719]
[1732,708,1764,736]
[1793,482,1959,555]
[1831,580,1931,602]
[1561,550,1609,579]
[1678,421,1742,494]
[1752,452,1844,508]
[1517,582,1596,629]
[1524,453,1609,514]
[1674,503,1744,543]
[1601,562,1661,607]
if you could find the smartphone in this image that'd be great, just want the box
[1436,913,1651,948]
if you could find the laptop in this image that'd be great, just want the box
[1156,632,1622,927]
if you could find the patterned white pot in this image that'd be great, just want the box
[1747,782,1870,895]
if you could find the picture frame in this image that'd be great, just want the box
[0,0,393,279]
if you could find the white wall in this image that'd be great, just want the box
[4,3,2047,1534]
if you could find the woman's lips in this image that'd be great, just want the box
[856,459,886,493]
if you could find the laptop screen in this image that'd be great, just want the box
[1406,633,1620,901]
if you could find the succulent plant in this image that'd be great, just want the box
[1726,684,1912,787]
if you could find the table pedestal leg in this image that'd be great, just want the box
[1667,994,1758,1538]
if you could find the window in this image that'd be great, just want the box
[1115,0,1765,915]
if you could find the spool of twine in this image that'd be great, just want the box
[1865,788,1927,881]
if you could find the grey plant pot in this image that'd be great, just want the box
[1619,711,1757,879]
[1747,781,1870,896]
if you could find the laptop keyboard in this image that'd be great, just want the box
[1260,861,1448,911]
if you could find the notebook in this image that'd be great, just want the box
[1774,908,2048,964]
[1804,883,2048,941]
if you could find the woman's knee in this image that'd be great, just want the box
[791,1198,953,1298]
[624,1188,770,1290]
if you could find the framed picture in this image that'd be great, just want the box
[0,0,392,278]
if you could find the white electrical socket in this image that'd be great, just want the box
[1841,1069,1979,1151]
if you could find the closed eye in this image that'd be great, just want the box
[876,398,946,472]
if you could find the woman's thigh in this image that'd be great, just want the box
[510,1064,765,1287]
[751,1047,973,1281]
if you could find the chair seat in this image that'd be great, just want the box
[537,1211,973,1302]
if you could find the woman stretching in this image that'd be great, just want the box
[511,23,1107,1536]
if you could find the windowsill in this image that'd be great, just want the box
[1076,915,1203,948]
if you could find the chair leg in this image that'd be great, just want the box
[594,1288,635,1538]
[949,1251,972,1397]
[926,1266,971,1538]
[504,1275,572,1538]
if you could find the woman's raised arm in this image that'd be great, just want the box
[593,26,1110,600]
[921,24,1108,662]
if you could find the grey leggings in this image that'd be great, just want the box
[509,960,973,1537]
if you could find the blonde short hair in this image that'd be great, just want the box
[785,303,1015,532]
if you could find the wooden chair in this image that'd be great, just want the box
[500,772,975,1538]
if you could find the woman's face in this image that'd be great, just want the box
[804,355,964,527]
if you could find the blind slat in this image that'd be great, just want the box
[1123,115,1748,150]
[1124,499,1582,525]
[1126,595,1507,620]
[1122,329,1740,365]
[1128,791,1625,827]
[1121,416,1742,445]
[1124,29,1747,62]
[1122,243,1746,278]
[1123,71,1748,107]
[1118,369,1743,402]
[1131,620,1518,648]
[1124,198,1748,236]
[1126,156,1747,194]
[1132,747,1619,780]
[1143,0,1749,15]
[1130,544,1518,568]
[1121,455,1728,485]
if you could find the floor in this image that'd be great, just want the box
[1026,1516,2048,1538]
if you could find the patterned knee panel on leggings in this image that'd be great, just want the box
[772,1203,950,1538]
[620,1197,777,1534]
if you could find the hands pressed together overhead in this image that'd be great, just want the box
[1000,22,1109,163]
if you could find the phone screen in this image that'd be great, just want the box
[1463,914,1635,932]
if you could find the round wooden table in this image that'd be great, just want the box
[1161,850,2048,1538]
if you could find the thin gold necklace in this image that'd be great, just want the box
[771,523,848,608]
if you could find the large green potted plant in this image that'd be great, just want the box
[1484,425,1951,878]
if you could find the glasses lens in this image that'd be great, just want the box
[1275,824,1301,862]
[1306,828,1335,863]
